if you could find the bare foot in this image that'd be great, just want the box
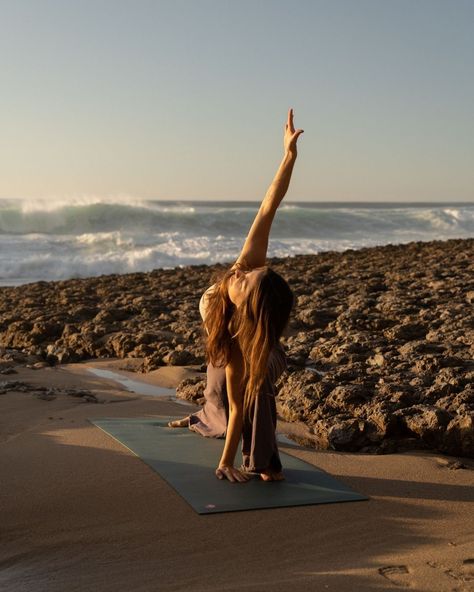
[167,417,189,428]
[260,469,285,481]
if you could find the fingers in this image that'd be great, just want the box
[288,107,295,133]
[216,467,236,482]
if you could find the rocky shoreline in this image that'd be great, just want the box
[1,237,473,457]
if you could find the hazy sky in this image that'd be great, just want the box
[1,0,473,202]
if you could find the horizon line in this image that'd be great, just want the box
[1,196,473,205]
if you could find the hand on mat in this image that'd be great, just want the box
[215,464,250,483]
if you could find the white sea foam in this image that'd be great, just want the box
[17,194,142,214]
[12,194,195,214]
[0,199,472,284]
[75,232,136,248]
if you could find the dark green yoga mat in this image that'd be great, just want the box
[89,417,369,514]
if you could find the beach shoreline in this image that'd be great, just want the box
[1,237,473,458]
[1,199,473,287]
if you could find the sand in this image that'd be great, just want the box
[1,361,473,592]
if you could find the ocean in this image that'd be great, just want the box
[0,197,473,286]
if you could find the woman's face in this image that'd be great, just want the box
[227,265,267,307]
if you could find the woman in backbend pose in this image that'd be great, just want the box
[168,108,304,483]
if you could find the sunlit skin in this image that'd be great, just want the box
[168,108,303,483]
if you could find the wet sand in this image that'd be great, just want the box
[1,361,473,591]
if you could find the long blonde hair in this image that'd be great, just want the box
[203,262,293,422]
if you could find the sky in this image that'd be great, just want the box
[1,0,473,203]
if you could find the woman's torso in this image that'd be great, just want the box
[199,283,286,388]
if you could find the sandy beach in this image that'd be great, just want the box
[1,359,473,592]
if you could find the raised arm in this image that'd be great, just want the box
[233,108,304,270]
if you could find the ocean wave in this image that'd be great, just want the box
[0,198,472,284]
[1,198,473,238]
[75,231,136,248]
[8,195,196,215]
[0,230,472,285]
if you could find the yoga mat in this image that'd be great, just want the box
[89,417,369,514]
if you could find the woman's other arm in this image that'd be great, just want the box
[215,342,249,483]
[234,108,304,270]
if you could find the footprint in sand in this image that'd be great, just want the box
[378,558,474,589]
[427,558,474,585]
[462,559,474,582]
[378,565,411,587]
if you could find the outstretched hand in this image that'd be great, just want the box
[284,108,304,156]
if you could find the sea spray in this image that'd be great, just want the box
[0,197,473,285]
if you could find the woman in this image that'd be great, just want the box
[168,108,304,484]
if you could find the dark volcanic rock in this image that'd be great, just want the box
[163,349,198,366]
[311,416,370,451]
[442,415,474,458]
[324,384,373,413]
[176,376,207,404]
[1,238,473,458]
[394,404,454,447]
[0,380,100,403]
[277,369,334,423]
